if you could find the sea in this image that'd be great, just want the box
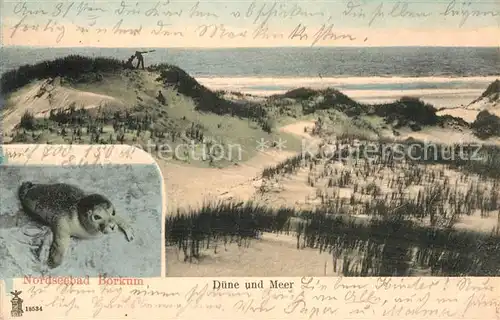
[1,46,499,108]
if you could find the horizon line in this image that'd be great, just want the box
[3,45,500,50]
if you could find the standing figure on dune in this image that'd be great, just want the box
[134,50,155,70]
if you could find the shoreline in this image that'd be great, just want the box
[196,75,498,108]
[196,76,498,93]
[196,75,499,84]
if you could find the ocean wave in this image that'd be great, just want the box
[195,76,496,109]
[196,76,497,95]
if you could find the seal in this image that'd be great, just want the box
[18,182,134,268]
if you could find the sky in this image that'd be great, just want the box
[1,0,499,47]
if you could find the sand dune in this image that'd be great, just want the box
[2,78,126,132]
[164,122,316,212]
[436,79,500,124]
[165,86,500,276]
[436,109,480,123]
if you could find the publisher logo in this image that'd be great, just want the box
[10,290,23,318]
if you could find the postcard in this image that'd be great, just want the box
[1,0,499,319]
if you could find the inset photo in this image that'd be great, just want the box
[0,164,163,278]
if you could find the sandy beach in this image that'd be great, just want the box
[197,76,498,109]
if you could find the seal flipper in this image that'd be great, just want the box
[114,216,135,241]
[47,221,71,269]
